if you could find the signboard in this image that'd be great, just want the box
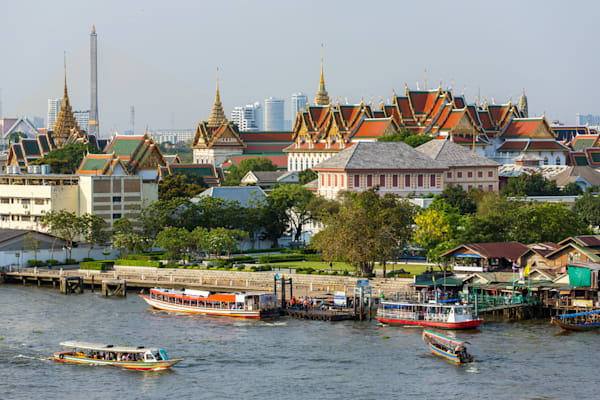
[333,291,347,307]
[572,299,594,307]
[356,279,370,287]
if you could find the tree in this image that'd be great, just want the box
[7,131,27,143]
[412,208,451,254]
[266,184,315,242]
[41,210,86,260]
[81,214,109,258]
[377,129,434,147]
[298,168,318,185]
[434,185,477,215]
[573,191,600,228]
[111,232,147,257]
[158,173,207,199]
[112,217,133,235]
[30,142,103,174]
[500,173,561,197]
[563,182,584,196]
[200,227,246,259]
[224,157,278,185]
[311,190,416,276]
[156,227,191,262]
[23,233,41,261]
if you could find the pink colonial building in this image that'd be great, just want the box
[312,142,447,199]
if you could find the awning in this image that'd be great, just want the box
[454,253,482,258]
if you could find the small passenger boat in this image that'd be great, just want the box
[376,300,483,329]
[551,309,600,331]
[140,288,281,319]
[422,329,474,365]
[53,341,183,370]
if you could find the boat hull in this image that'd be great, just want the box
[376,317,483,329]
[551,317,600,331]
[427,342,461,364]
[139,295,279,319]
[53,352,182,370]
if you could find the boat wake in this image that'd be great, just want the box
[14,354,52,362]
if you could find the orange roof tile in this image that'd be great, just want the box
[352,119,392,138]
[526,141,569,151]
[501,119,543,138]
[497,141,528,151]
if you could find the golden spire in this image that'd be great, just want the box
[207,67,227,128]
[53,52,81,147]
[92,24,96,34]
[424,68,427,90]
[314,44,330,106]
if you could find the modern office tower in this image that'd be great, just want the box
[576,113,600,126]
[74,110,90,132]
[32,117,44,129]
[264,97,284,131]
[291,92,308,121]
[47,98,62,130]
[89,24,99,136]
[231,102,262,131]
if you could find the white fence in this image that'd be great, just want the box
[0,246,120,267]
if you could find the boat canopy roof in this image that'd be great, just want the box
[422,329,465,347]
[60,341,160,353]
[556,309,600,319]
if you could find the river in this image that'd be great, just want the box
[0,285,597,400]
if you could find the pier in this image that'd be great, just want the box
[282,308,358,321]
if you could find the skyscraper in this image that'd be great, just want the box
[264,97,284,131]
[47,98,62,130]
[291,92,308,121]
[89,24,99,136]
[74,110,90,132]
[231,103,262,131]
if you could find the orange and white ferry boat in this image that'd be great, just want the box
[140,288,280,319]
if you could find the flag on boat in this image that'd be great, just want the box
[512,262,520,271]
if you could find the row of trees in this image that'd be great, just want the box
[501,173,584,197]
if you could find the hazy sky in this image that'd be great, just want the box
[2,0,599,135]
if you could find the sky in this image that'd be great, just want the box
[2,0,600,135]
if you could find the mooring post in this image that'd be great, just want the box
[289,278,293,300]
[91,275,94,293]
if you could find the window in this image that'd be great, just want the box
[556,157,561,165]
[543,157,549,166]
[457,171,462,178]
[468,185,472,191]
[21,199,30,205]
[340,175,344,187]
[112,196,121,203]
[327,175,331,186]
[488,185,493,192]
[467,171,473,178]
[21,215,30,221]
[354,175,360,188]
[478,185,483,190]
[417,175,423,187]
[405,175,411,187]
[392,175,398,187]
[430,175,436,187]
[0,198,9,204]
[35,199,45,205]
[321,175,325,186]
[367,175,373,187]
[447,171,452,179]
[379,175,386,187]
[488,170,493,178]
[478,171,483,178]
[112,213,122,219]
[334,175,338,187]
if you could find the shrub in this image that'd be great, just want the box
[237,266,245,271]
[114,259,162,268]
[82,257,94,262]
[27,260,45,267]
[80,261,114,271]
[258,254,305,264]
[304,254,323,262]
[46,259,59,266]
[343,270,349,276]
[65,258,76,264]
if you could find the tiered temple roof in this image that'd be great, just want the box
[52,62,83,147]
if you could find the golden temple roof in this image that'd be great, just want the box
[52,55,81,147]
[207,68,228,128]
[314,44,330,106]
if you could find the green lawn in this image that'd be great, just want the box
[269,261,431,275]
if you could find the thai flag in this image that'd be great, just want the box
[512,262,520,271]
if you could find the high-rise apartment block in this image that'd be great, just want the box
[291,92,308,121]
[231,102,262,131]
[264,97,284,131]
[46,98,62,130]
[74,110,90,132]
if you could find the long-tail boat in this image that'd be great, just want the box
[551,310,600,331]
[422,329,474,365]
[54,341,183,370]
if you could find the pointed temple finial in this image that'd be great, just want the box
[63,51,67,94]
[424,68,427,90]
[207,67,227,128]
[314,44,330,105]
[52,53,81,147]
[92,24,96,34]
[519,88,528,118]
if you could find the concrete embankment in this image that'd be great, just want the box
[2,265,414,298]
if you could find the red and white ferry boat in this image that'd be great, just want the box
[140,288,280,319]
[376,300,483,329]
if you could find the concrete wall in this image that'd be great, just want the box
[0,246,120,267]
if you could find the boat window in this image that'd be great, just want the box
[144,353,156,362]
